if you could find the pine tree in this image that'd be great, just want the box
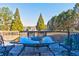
[36,14,45,31]
[74,3,79,30]
[0,7,13,31]
[11,8,23,31]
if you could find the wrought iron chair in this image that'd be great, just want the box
[0,35,15,56]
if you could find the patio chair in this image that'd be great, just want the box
[41,36,55,55]
[0,35,15,56]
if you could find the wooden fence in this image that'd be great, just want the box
[0,31,19,41]
[0,30,78,41]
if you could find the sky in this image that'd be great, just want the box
[0,3,76,26]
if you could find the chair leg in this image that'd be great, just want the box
[3,45,15,56]
[3,46,8,56]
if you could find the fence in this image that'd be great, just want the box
[0,31,19,41]
[0,30,77,41]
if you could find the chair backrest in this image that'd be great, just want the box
[31,36,41,41]
[42,36,54,43]
[0,35,4,45]
[19,37,32,43]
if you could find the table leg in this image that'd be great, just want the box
[17,44,26,56]
[38,47,41,56]
[47,45,55,56]
[33,47,36,55]
[36,47,41,56]
[39,52,41,56]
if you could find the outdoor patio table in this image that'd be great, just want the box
[11,36,55,56]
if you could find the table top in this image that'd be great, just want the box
[11,41,55,47]
[11,36,55,47]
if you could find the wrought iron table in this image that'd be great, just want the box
[11,36,55,56]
